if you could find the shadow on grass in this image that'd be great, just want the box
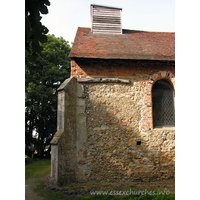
[75,193,175,200]
[25,159,175,200]
[38,177,175,200]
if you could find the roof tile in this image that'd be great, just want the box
[69,27,175,61]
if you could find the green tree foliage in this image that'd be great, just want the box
[25,0,50,54]
[25,34,71,158]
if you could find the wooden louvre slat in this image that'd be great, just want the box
[93,16,121,22]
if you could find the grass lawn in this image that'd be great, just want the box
[25,159,175,200]
[25,158,51,179]
[75,194,175,200]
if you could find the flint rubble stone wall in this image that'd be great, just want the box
[51,58,175,185]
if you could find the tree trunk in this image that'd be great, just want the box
[38,131,44,158]
[38,114,44,158]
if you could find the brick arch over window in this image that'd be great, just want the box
[139,71,175,131]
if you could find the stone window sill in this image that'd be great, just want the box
[153,127,175,131]
[152,127,175,131]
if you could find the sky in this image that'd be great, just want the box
[1,1,200,198]
[41,0,175,44]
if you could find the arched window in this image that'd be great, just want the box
[152,79,175,128]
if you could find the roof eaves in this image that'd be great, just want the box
[69,55,175,62]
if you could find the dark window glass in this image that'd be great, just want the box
[152,79,175,128]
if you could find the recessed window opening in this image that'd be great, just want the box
[136,141,141,146]
[152,79,175,128]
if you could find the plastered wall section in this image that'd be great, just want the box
[50,77,78,186]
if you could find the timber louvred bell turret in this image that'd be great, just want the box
[91,4,122,34]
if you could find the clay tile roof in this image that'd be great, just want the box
[69,27,175,61]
